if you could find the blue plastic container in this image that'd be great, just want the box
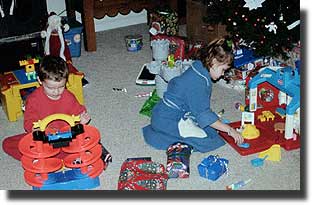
[125,34,143,52]
[64,21,83,57]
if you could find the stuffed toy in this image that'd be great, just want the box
[41,12,71,61]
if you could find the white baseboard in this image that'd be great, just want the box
[75,10,148,32]
[47,0,147,32]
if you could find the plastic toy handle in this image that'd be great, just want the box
[32,114,80,131]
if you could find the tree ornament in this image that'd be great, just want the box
[243,0,266,10]
[265,22,278,34]
[287,20,300,30]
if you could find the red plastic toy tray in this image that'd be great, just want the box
[219,110,300,156]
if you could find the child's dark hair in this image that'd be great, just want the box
[37,55,69,82]
[195,37,234,69]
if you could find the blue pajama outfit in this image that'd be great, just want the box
[142,60,225,152]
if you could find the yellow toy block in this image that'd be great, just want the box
[258,144,281,162]
[25,65,35,73]
[19,58,39,73]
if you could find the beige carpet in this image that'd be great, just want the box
[0,23,301,193]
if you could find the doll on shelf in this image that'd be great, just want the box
[41,12,71,62]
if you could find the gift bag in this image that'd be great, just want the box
[166,142,193,178]
[149,7,179,36]
[139,89,161,117]
[118,157,168,190]
[197,155,229,181]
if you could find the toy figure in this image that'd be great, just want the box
[19,58,39,81]
[265,22,278,34]
[41,12,71,61]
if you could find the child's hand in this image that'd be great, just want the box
[228,127,244,145]
[79,111,91,124]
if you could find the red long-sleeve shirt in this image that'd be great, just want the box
[23,86,86,133]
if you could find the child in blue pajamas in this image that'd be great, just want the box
[142,38,244,152]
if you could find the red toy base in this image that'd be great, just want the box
[219,111,300,156]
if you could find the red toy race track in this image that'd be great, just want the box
[18,123,106,188]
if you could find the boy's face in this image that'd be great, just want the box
[39,78,66,100]
[210,59,230,80]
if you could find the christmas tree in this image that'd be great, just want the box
[200,0,300,59]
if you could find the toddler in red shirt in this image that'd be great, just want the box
[2,55,92,160]
[23,55,90,132]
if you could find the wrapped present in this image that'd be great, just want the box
[197,155,229,181]
[166,142,193,178]
[149,7,179,36]
[118,157,168,190]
